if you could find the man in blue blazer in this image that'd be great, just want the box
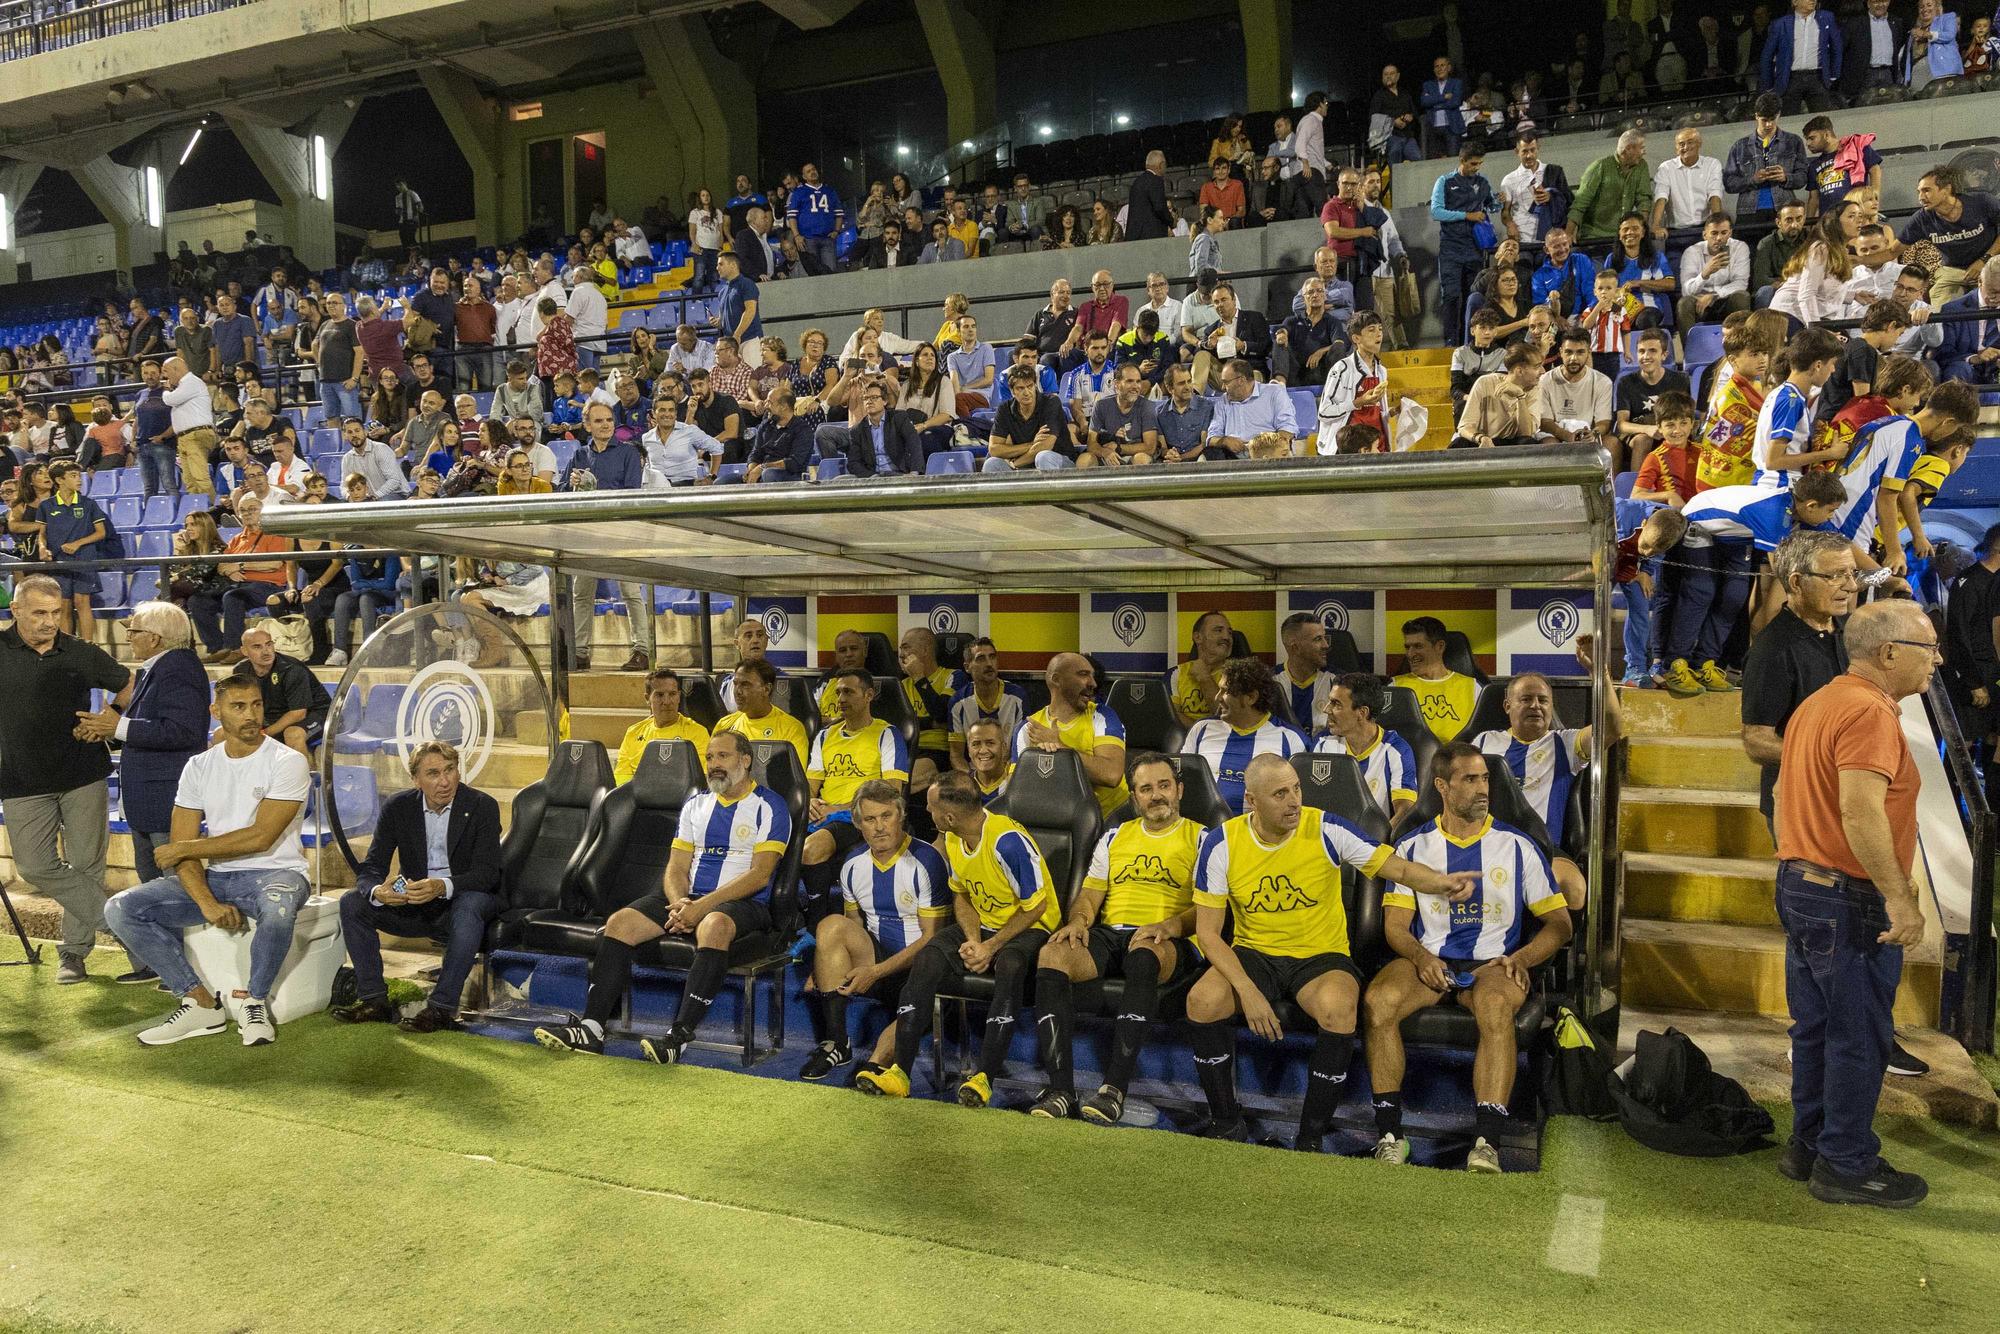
[841,379,925,477]
[1936,263,2000,385]
[1760,0,1842,113]
[331,739,502,1032]
[1419,57,1465,159]
[72,601,210,985]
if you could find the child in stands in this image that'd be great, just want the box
[1631,391,1699,508]
[1581,268,1633,381]
[1750,327,1847,487]
[1693,322,1776,492]
[1616,504,1689,686]
[547,371,585,439]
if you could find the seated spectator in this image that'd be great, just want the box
[919,219,966,264]
[1206,358,1297,459]
[102,673,308,1055]
[1199,161,1246,225]
[982,364,1076,473]
[191,496,291,663]
[1449,312,1507,409]
[1367,743,1573,1170]
[1275,277,1347,388]
[1751,202,1810,304]
[1898,165,1999,304]
[1194,281,1271,385]
[1452,342,1546,449]
[1393,615,1477,742]
[534,732,791,1063]
[1247,156,1288,227]
[1290,245,1357,328]
[1026,279,1082,374]
[664,324,716,377]
[841,379,923,478]
[1184,753,1476,1148]
[744,385,814,482]
[1314,672,1419,822]
[1614,328,1693,467]
[1154,363,1216,464]
[1086,198,1124,246]
[946,315,994,414]
[1081,362,1160,467]
[612,669,712,786]
[1114,309,1175,390]
[1531,227,1597,321]
[1182,658,1309,814]
[1061,332,1117,434]
[1936,256,2000,385]
[1771,212,1859,329]
[1600,212,1675,331]
[639,394,725,487]
[1677,212,1753,331]
[1539,328,1615,444]
[231,622,330,756]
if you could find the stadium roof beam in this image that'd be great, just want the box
[633,14,756,215]
[1237,0,1294,119]
[417,66,503,246]
[224,103,356,272]
[757,0,864,28]
[70,150,169,277]
[0,160,43,277]
[913,0,996,150]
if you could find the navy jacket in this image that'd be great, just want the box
[843,410,925,478]
[355,785,504,900]
[1937,292,2000,380]
[117,647,211,834]
[1760,10,1842,93]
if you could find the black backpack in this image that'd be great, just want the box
[1611,1027,1775,1157]
[1542,1004,1621,1121]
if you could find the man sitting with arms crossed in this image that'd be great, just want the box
[534,731,791,1062]
[1315,672,1420,823]
[1469,664,1621,910]
[799,779,952,1082]
[897,626,967,795]
[1014,651,1130,818]
[1366,742,1572,1172]
[949,636,1027,772]
[1279,612,1335,731]
[614,669,712,786]
[964,717,1015,805]
[855,771,1061,1106]
[1182,657,1310,815]
[107,676,312,1048]
[715,659,810,764]
[799,668,911,916]
[1186,754,1479,1146]
[330,740,503,1032]
[1029,752,1208,1124]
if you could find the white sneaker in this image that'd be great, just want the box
[325,649,349,667]
[1466,1136,1502,1174]
[235,994,277,1047]
[1373,1132,1409,1164]
[137,997,229,1046]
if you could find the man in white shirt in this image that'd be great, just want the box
[161,355,218,498]
[664,323,717,376]
[1136,271,1184,348]
[565,276,608,368]
[1539,327,1614,442]
[1676,211,1753,329]
[614,221,651,266]
[105,675,313,1048]
[1650,128,1724,251]
[1843,225,1904,316]
[1499,131,1555,246]
[492,274,528,349]
[640,396,727,486]
[522,257,566,345]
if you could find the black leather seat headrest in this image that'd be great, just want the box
[1003,748,1097,825]
[626,738,703,809]
[542,740,614,807]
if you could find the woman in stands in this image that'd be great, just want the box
[627,325,667,392]
[741,335,790,422]
[167,510,223,611]
[1600,211,1674,332]
[1771,208,1860,333]
[856,181,891,246]
[1208,115,1246,171]
[0,349,18,396]
[889,172,918,217]
[1043,205,1086,250]
[1087,199,1124,246]
[6,462,51,566]
[898,343,955,458]
[1468,265,1532,342]
[366,369,409,444]
[38,335,71,389]
[52,404,88,461]
[935,292,970,348]
[686,186,724,293]
[497,448,551,496]
[788,328,841,433]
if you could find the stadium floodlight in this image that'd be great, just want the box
[960,139,973,151]
[1115,113,1131,126]
[1037,124,1053,137]
[143,165,162,228]
[311,134,330,201]
[895,144,910,157]
[0,194,10,251]
[177,126,202,166]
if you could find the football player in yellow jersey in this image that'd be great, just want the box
[1016,652,1130,816]
[1391,615,1478,743]
[1028,753,1209,1125]
[1186,754,1480,1147]
[713,660,810,765]
[856,771,1060,1107]
[897,627,968,796]
[964,718,1014,806]
[613,669,712,785]
[1167,609,1234,729]
[800,668,910,921]
[814,628,871,724]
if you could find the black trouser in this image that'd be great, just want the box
[1781,72,1834,113]
[892,922,1050,1080]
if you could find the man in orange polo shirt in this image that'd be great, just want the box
[1772,599,1935,1209]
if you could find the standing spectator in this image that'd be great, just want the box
[162,356,217,497]
[1802,116,1882,220]
[1188,206,1226,279]
[0,575,131,983]
[1771,600,1935,1208]
[393,179,424,248]
[1294,91,1331,215]
[1839,0,1906,99]
[1124,150,1173,241]
[560,403,653,671]
[172,304,213,383]
[454,276,497,391]
[353,293,408,385]
[130,361,177,498]
[1898,166,2000,305]
[1602,0,1648,67]
[565,265,609,369]
[1647,0,1694,86]
[1760,0,1841,114]
[1247,157,1288,227]
[1903,0,1961,91]
[787,163,846,275]
[723,175,767,234]
[1725,95,1810,223]
[1419,56,1465,159]
[1571,131,1651,246]
[1430,145,1497,346]
[717,251,762,343]
[1368,65,1421,166]
[1651,128,1725,257]
[1499,130,1571,249]
[732,205,779,282]
[1677,213,1753,330]
[409,268,458,392]
[687,187,724,291]
[314,294,364,422]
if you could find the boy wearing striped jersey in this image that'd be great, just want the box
[1014,652,1130,816]
[613,669,712,786]
[1182,657,1310,815]
[800,668,911,917]
[1029,753,1209,1124]
[1314,672,1419,822]
[963,718,1014,806]
[1365,744,1572,1173]
[947,637,1027,773]
[897,626,968,795]
[1749,328,1846,488]
[1184,755,1481,1147]
[714,659,810,765]
[1279,612,1336,734]
[1828,379,1978,558]
[534,732,791,1061]
[1470,669,1620,910]
[856,772,1060,1106]
[800,780,951,1081]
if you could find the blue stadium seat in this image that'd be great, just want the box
[135,531,172,559]
[714,464,749,484]
[92,572,126,613]
[817,456,849,481]
[1684,323,1725,367]
[1614,471,1637,499]
[301,765,381,846]
[1288,388,1319,438]
[126,568,160,607]
[176,495,210,522]
[925,450,974,474]
[108,497,141,530]
[333,684,408,754]
[141,495,176,529]
[117,468,144,496]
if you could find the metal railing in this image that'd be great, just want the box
[0,0,256,61]
[1923,675,1996,1054]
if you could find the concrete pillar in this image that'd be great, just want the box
[71,156,164,279]
[1238,0,1294,113]
[224,105,355,272]
[634,16,756,207]
[0,160,45,283]
[418,69,503,247]
[914,0,996,148]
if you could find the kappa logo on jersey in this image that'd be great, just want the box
[959,877,1011,917]
[1246,874,1318,912]
[1112,854,1176,886]
[822,754,869,779]
[1420,694,1466,723]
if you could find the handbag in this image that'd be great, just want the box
[267,614,314,659]
[405,312,439,353]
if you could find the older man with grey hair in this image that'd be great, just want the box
[1571,129,1651,244]
[1125,149,1174,241]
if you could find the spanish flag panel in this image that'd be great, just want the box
[987,593,1081,673]
[816,595,897,668]
[1382,588,1498,676]
[1173,591,1277,665]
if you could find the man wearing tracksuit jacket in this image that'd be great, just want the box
[1430,147,1497,347]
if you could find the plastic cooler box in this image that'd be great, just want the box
[181,893,344,1025]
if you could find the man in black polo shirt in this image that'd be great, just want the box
[233,625,331,756]
[686,368,743,466]
[1741,529,1929,1079]
[0,575,132,982]
[980,364,1076,473]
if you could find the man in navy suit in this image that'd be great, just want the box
[1936,258,2000,385]
[331,739,502,1032]
[1419,56,1466,160]
[1760,0,1842,114]
[841,379,925,477]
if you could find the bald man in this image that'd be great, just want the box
[162,355,219,497]
[1013,653,1130,816]
[898,627,967,796]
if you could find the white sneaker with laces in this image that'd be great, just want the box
[1465,1136,1502,1174]
[137,998,229,1046]
[236,994,277,1047]
[326,649,349,667]
[1373,1132,1410,1164]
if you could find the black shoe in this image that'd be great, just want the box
[1808,1158,1929,1209]
[640,1026,691,1065]
[1292,1120,1330,1153]
[330,998,397,1024]
[1202,1116,1251,1142]
[533,1021,604,1054]
[1778,1140,1815,1182]
[1886,1042,1930,1078]
[398,1006,461,1034]
[113,965,159,985]
[800,1040,852,1081]
[1028,1089,1076,1119]
[1078,1084,1125,1127]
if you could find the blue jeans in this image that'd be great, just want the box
[320,380,363,423]
[331,589,390,651]
[139,441,179,498]
[1619,563,1655,679]
[802,234,839,274]
[338,887,500,1011]
[105,868,312,1000]
[1381,133,1421,164]
[1775,861,1902,1179]
[694,248,719,291]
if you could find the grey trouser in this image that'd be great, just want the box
[568,575,656,656]
[8,781,111,957]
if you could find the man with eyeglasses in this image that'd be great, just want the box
[1134,272,1184,350]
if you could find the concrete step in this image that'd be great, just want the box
[569,670,679,709]
[1395,365,1450,392]
[1621,918,1940,1025]
[1620,785,1772,859]
[1383,349,1453,368]
[1622,851,1778,928]
[520,705,645,749]
[1625,734,1762,793]
[1619,687,1742,738]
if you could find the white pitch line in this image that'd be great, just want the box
[1545,1193,1605,1277]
